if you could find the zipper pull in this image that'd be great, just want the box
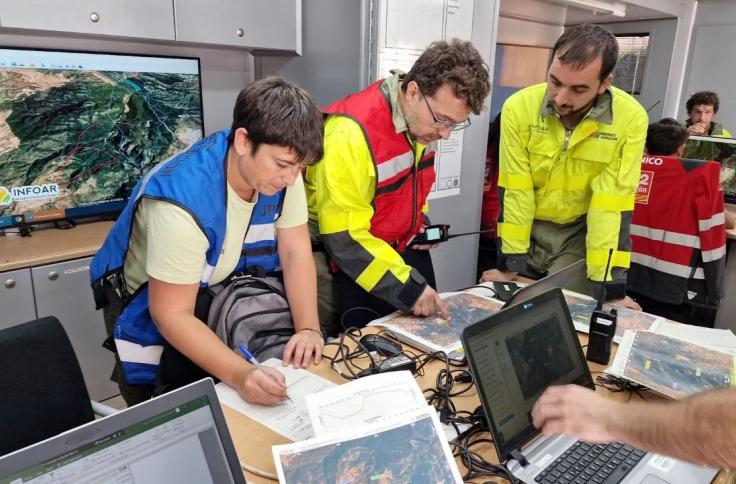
[562,128,572,151]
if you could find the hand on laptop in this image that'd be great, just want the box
[236,366,288,406]
[412,286,450,320]
[532,384,621,444]
[607,295,642,311]
[479,269,518,283]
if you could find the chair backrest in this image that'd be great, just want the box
[0,317,94,455]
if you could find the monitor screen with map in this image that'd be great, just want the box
[0,48,204,229]
[684,134,736,204]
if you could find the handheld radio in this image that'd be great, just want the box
[410,224,493,246]
[586,249,618,365]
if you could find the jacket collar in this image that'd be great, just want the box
[540,88,614,126]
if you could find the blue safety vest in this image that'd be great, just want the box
[90,129,284,385]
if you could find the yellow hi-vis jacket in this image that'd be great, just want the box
[497,84,648,291]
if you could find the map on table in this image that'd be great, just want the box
[370,292,504,352]
[616,331,734,399]
[565,291,662,343]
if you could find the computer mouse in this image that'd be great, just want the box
[359,334,402,357]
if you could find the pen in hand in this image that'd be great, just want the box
[237,344,292,402]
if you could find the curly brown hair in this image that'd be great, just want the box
[686,91,720,114]
[401,39,490,115]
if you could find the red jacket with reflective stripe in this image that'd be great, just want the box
[629,155,726,305]
[324,81,436,251]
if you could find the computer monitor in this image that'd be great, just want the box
[0,47,204,229]
[683,134,736,203]
[0,379,246,484]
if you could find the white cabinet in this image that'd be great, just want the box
[0,268,36,331]
[29,257,118,401]
[0,0,175,40]
[174,0,300,52]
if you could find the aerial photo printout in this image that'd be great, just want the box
[377,292,504,349]
[0,52,202,220]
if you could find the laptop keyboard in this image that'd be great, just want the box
[535,441,647,484]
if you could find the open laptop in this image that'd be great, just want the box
[500,259,586,309]
[461,288,718,484]
[0,379,246,484]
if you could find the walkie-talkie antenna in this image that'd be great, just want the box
[597,248,614,310]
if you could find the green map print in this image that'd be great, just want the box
[0,69,202,215]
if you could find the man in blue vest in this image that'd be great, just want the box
[91,77,325,406]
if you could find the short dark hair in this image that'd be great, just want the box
[552,24,619,81]
[402,39,490,115]
[686,91,720,114]
[228,76,323,165]
[646,118,689,156]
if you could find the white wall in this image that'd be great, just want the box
[0,31,256,135]
[497,0,565,47]
[680,0,736,131]
[593,19,677,121]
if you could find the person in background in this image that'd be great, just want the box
[532,384,736,470]
[305,39,491,336]
[477,113,501,280]
[683,91,732,160]
[91,77,325,406]
[481,24,647,310]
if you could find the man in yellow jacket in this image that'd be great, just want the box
[682,91,732,160]
[481,24,646,308]
[306,40,491,335]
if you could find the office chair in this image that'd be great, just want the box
[0,316,116,455]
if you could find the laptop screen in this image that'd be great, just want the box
[684,134,736,203]
[0,380,245,484]
[462,289,594,463]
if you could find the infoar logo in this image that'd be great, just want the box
[0,186,11,206]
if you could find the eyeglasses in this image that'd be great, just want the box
[422,93,471,132]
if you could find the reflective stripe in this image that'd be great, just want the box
[201,263,215,284]
[630,224,700,248]
[114,339,164,366]
[244,222,276,244]
[499,172,534,190]
[699,212,725,231]
[356,258,401,291]
[497,222,532,241]
[590,192,634,211]
[702,245,727,262]
[631,253,705,279]
[587,249,630,268]
[377,151,414,183]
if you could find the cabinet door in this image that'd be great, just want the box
[0,0,175,40]
[32,257,119,401]
[174,0,299,51]
[0,268,36,330]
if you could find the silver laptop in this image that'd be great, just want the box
[502,259,586,308]
[0,379,246,484]
[462,288,718,484]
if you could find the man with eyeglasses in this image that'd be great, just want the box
[481,24,646,309]
[305,40,490,335]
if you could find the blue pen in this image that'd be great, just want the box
[238,344,292,402]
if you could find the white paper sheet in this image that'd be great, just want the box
[654,320,736,354]
[273,407,463,484]
[215,358,335,442]
[305,371,428,436]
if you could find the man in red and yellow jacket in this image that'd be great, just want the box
[305,40,490,335]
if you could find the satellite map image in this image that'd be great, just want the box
[622,331,734,399]
[0,67,202,216]
[275,414,459,483]
[380,293,504,348]
[565,292,660,341]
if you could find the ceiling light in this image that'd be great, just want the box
[566,0,627,17]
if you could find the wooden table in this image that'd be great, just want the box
[221,325,733,483]
[0,220,113,271]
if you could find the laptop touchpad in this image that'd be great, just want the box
[641,475,670,484]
